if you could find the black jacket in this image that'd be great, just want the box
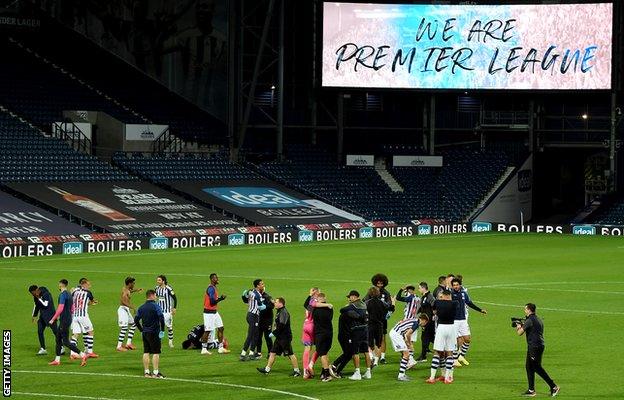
[365,296,388,328]
[419,291,435,318]
[272,307,292,340]
[259,291,274,326]
[312,307,333,337]
[32,286,55,321]
[338,300,368,340]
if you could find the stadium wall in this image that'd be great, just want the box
[1,221,622,259]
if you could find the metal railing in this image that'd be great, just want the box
[151,127,184,153]
[481,111,530,126]
[51,121,92,154]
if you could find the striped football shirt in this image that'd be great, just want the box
[392,318,420,336]
[71,287,93,317]
[155,285,176,313]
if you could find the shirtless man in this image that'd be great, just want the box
[116,277,142,351]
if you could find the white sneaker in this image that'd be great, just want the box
[362,370,371,379]
[168,340,174,348]
[36,348,47,355]
[218,347,231,354]
[200,348,212,355]
[407,358,417,369]
[398,375,411,381]
[349,370,362,381]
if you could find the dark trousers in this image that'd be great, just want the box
[255,322,273,354]
[243,313,259,352]
[333,336,354,373]
[526,346,555,391]
[37,318,58,349]
[419,322,435,359]
[56,322,81,357]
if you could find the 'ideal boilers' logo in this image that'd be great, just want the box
[471,222,492,232]
[204,187,303,208]
[228,233,245,246]
[572,225,595,235]
[359,227,374,239]
[149,237,169,250]
[417,224,431,235]
[298,230,314,242]
[62,241,83,255]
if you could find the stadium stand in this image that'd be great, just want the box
[112,152,259,182]
[0,37,146,127]
[0,108,134,182]
[255,144,510,223]
[13,24,226,145]
[594,199,624,225]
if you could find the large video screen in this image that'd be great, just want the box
[322,2,612,90]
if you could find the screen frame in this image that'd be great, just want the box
[318,1,615,93]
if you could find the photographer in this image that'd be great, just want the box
[514,303,560,397]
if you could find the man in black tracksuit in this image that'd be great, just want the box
[417,282,436,361]
[256,289,274,356]
[332,290,370,380]
[29,285,58,355]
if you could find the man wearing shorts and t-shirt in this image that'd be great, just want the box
[202,273,228,354]
[312,293,334,382]
[390,314,429,381]
[134,290,165,378]
[257,298,300,377]
[426,290,458,384]
[70,278,98,358]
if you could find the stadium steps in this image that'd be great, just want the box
[8,37,151,124]
[374,158,404,192]
[0,104,49,137]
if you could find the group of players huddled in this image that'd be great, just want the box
[28,272,486,383]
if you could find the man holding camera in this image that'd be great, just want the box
[514,303,560,397]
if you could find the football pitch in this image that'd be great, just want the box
[2,233,623,400]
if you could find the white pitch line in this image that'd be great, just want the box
[0,232,509,265]
[470,281,624,289]
[0,266,371,284]
[12,392,122,400]
[477,301,624,315]
[474,286,624,295]
[13,370,319,400]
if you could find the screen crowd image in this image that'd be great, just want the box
[1,1,623,399]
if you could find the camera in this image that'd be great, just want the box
[511,317,525,328]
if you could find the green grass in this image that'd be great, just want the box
[2,233,624,399]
